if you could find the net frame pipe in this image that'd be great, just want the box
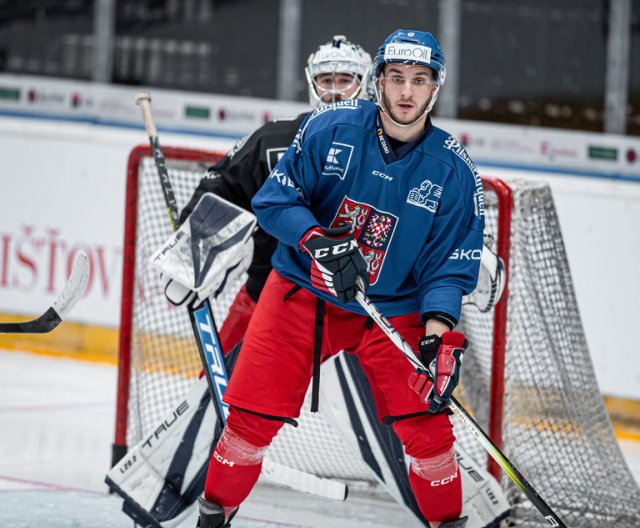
[481,177,512,480]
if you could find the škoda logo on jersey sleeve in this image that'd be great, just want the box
[322,141,354,180]
[330,197,398,285]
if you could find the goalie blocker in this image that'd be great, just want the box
[151,193,256,307]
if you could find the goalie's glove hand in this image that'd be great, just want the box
[408,332,467,413]
[300,225,369,303]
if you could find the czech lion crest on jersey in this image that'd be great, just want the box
[330,197,398,285]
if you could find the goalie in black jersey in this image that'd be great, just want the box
[180,35,373,352]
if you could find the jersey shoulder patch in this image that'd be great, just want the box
[297,100,376,146]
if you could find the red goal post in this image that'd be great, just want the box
[114,145,226,466]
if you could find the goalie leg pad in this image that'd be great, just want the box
[204,407,283,514]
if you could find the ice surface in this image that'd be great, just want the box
[0,349,637,527]
[0,350,413,527]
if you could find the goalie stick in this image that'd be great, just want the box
[135,92,347,501]
[353,286,567,528]
[0,251,89,334]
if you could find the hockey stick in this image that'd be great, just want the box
[0,252,89,334]
[136,93,180,231]
[136,92,347,501]
[137,91,236,429]
[353,288,567,528]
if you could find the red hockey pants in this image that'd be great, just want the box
[205,270,461,522]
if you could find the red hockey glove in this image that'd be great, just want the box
[408,331,467,413]
[300,225,369,303]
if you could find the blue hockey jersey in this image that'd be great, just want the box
[251,99,484,323]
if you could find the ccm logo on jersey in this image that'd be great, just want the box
[450,248,482,260]
[372,169,393,181]
[312,239,359,259]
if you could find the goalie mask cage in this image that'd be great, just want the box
[113,144,640,527]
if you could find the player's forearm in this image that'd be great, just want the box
[425,318,451,336]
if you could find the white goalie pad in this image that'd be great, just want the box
[151,193,256,302]
[106,376,217,527]
[462,243,506,313]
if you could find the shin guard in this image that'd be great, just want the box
[409,445,462,524]
[204,408,282,517]
[204,425,267,517]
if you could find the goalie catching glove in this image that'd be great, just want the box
[300,225,369,303]
[408,332,467,413]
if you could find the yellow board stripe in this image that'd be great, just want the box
[0,313,118,365]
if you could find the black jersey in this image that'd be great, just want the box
[180,113,309,302]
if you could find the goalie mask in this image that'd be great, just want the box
[373,29,446,120]
[305,35,372,107]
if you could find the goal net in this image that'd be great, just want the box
[113,145,640,527]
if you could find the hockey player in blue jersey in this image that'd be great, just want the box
[198,29,483,528]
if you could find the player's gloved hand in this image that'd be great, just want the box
[408,332,467,413]
[300,225,369,303]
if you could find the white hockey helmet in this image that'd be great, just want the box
[305,35,372,107]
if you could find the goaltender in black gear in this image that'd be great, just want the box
[180,35,373,354]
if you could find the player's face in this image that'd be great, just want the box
[314,72,361,103]
[379,64,437,125]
